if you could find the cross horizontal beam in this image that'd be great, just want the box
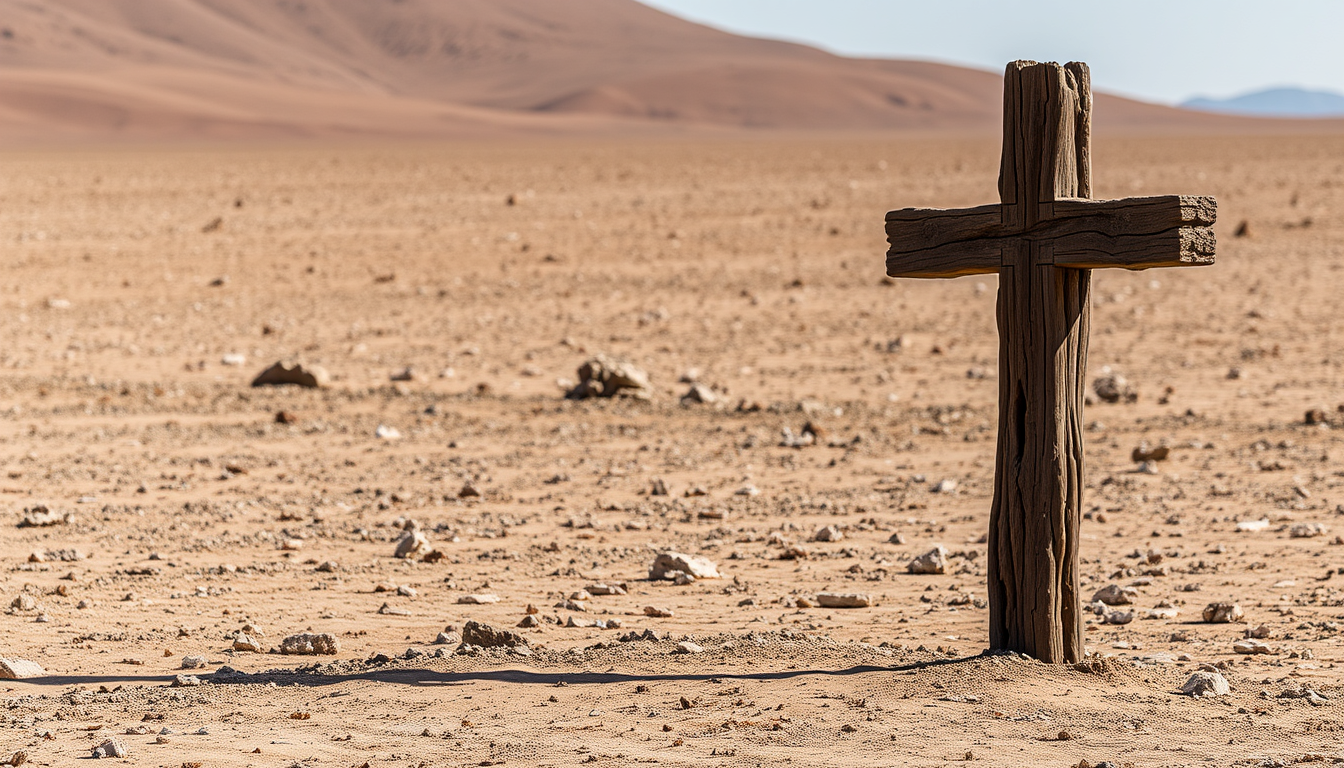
[885,195,1216,278]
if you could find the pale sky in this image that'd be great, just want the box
[636,0,1344,105]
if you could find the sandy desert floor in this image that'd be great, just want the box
[0,132,1341,767]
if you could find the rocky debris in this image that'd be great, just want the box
[1236,519,1270,533]
[458,482,482,498]
[1232,638,1272,655]
[1291,522,1328,538]
[1105,611,1134,625]
[674,641,704,654]
[279,633,340,655]
[1092,584,1137,605]
[1202,602,1244,624]
[1305,408,1330,425]
[1232,219,1252,238]
[378,603,411,616]
[644,606,674,618]
[930,479,957,494]
[1246,624,1272,639]
[17,506,71,528]
[585,583,628,596]
[91,739,127,759]
[816,593,872,608]
[812,525,844,543]
[461,620,528,649]
[180,655,207,670]
[565,354,651,400]
[374,424,402,440]
[8,750,27,766]
[394,524,434,560]
[735,484,760,497]
[680,384,718,405]
[1180,671,1230,697]
[232,633,262,652]
[458,594,500,605]
[1093,372,1136,404]
[171,674,202,687]
[516,615,541,628]
[0,658,45,679]
[436,630,462,644]
[1278,687,1330,706]
[252,361,330,389]
[9,594,37,611]
[1131,443,1170,462]
[779,426,815,448]
[907,546,948,575]
[887,532,906,545]
[275,410,299,425]
[649,552,720,581]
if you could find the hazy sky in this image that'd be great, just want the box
[636,0,1344,105]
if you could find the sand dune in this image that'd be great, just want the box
[0,0,1337,143]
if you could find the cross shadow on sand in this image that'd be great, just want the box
[8,654,977,689]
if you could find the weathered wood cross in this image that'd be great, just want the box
[883,61,1217,663]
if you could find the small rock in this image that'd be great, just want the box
[171,674,202,687]
[252,361,330,389]
[649,552,720,580]
[91,739,127,759]
[378,602,412,616]
[1131,443,1170,462]
[887,532,906,545]
[1290,522,1328,539]
[0,658,45,679]
[397,585,417,598]
[516,615,541,628]
[1105,611,1134,625]
[931,479,957,494]
[461,621,528,649]
[374,424,402,440]
[180,655,207,670]
[275,410,299,424]
[1246,624,1272,639]
[674,641,704,654]
[907,546,948,575]
[17,506,71,528]
[458,482,482,498]
[1180,671,1230,697]
[816,593,872,609]
[680,384,718,405]
[1093,584,1136,606]
[1232,638,1272,655]
[394,530,434,560]
[436,631,461,644]
[458,594,500,605]
[1236,519,1270,533]
[1093,373,1136,404]
[9,594,36,611]
[1202,602,1244,624]
[232,633,262,652]
[566,354,651,400]
[644,606,674,618]
[812,525,844,543]
[279,633,340,655]
[735,484,760,497]
[585,583,627,596]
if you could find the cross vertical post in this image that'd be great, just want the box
[882,60,1216,663]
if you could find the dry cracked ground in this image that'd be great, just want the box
[0,134,1341,767]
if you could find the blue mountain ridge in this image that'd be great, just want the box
[1182,87,1344,118]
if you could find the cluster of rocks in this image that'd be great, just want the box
[565,354,651,400]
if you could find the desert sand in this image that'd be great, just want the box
[0,130,1339,766]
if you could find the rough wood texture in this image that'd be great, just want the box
[886,195,1217,276]
[880,60,1217,663]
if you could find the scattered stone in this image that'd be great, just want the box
[378,602,411,616]
[812,525,844,543]
[17,506,71,528]
[91,739,127,759]
[930,479,957,494]
[279,633,340,655]
[907,546,948,575]
[1202,602,1244,624]
[461,621,528,649]
[0,658,45,679]
[394,529,434,560]
[1291,522,1328,538]
[1232,639,1271,655]
[1105,611,1134,625]
[374,424,402,440]
[680,384,718,405]
[251,361,330,389]
[1131,443,1170,462]
[649,478,669,496]
[458,594,500,605]
[436,630,461,644]
[1236,519,1270,533]
[644,606,674,618]
[1305,408,1329,425]
[180,655,207,670]
[566,354,651,399]
[171,674,202,687]
[1093,584,1137,606]
[649,552,720,580]
[232,633,262,652]
[674,641,704,654]
[1180,671,1230,697]
[887,532,906,545]
[516,615,541,628]
[459,482,482,498]
[816,593,872,608]
[585,583,628,596]
[1232,219,1252,238]
[9,594,36,611]
[1093,373,1136,404]
[315,561,339,573]
[735,484,760,497]
[275,410,299,425]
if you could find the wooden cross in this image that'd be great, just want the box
[883,61,1217,663]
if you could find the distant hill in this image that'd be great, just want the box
[1183,87,1344,118]
[0,0,1338,143]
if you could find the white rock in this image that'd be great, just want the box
[375,424,402,440]
[816,593,872,608]
[1093,584,1136,605]
[232,633,262,653]
[394,530,433,560]
[812,525,844,543]
[1233,638,1272,655]
[457,594,501,605]
[0,658,45,679]
[674,641,704,654]
[1180,671,1230,697]
[91,738,127,759]
[906,546,948,575]
[279,633,340,655]
[1290,522,1328,538]
[1236,519,1270,533]
[221,353,246,366]
[1105,611,1134,625]
[649,552,720,580]
[180,655,207,670]
[1202,602,1244,623]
